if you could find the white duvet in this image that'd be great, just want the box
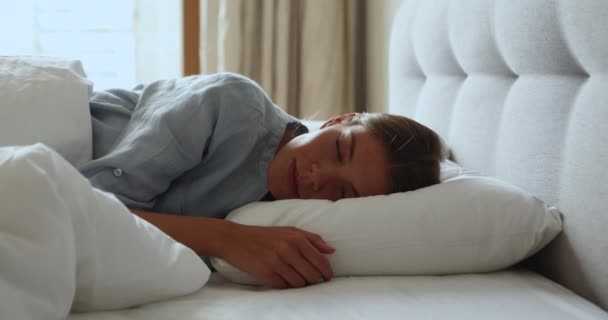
[0,57,209,318]
[0,144,209,319]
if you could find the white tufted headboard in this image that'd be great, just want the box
[388,0,608,310]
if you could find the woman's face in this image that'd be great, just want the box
[267,121,392,201]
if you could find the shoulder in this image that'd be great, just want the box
[196,73,267,101]
[208,72,261,88]
[201,73,269,112]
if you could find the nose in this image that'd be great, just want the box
[308,162,338,191]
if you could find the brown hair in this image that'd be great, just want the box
[342,113,443,193]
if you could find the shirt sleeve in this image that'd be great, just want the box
[81,73,265,210]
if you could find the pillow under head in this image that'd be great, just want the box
[212,160,562,285]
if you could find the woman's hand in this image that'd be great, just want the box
[218,223,335,289]
[129,210,334,289]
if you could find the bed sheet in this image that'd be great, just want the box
[68,268,608,320]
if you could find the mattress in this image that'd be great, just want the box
[68,268,608,319]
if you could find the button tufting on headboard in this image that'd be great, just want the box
[389,0,608,310]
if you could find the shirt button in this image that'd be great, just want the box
[113,168,123,177]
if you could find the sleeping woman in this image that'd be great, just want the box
[80,72,443,289]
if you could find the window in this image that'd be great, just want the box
[0,0,182,90]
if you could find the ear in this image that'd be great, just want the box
[320,113,359,129]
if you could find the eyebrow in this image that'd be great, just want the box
[349,132,360,197]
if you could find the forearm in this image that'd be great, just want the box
[130,209,235,257]
[132,209,336,289]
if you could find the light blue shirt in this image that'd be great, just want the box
[80,73,307,218]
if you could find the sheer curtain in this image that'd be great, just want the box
[200,0,366,119]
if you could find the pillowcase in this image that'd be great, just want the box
[211,161,562,285]
[0,56,93,168]
[0,144,209,318]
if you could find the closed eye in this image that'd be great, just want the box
[336,137,342,162]
[336,137,346,199]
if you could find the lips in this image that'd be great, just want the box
[290,159,300,198]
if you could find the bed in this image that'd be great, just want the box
[1,0,607,319]
[67,270,604,320]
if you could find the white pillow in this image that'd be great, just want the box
[0,56,93,168]
[0,144,209,317]
[211,161,562,285]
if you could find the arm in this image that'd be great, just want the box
[131,209,336,289]
[131,209,228,256]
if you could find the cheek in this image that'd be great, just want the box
[307,132,335,155]
[286,133,322,158]
[281,134,309,155]
[281,130,336,174]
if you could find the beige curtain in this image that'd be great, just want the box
[200,0,366,120]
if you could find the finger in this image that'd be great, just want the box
[301,230,336,254]
[281,244,324,285]
[266,274,288,290]
[273,257,307,288]
[297,238,333,281]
